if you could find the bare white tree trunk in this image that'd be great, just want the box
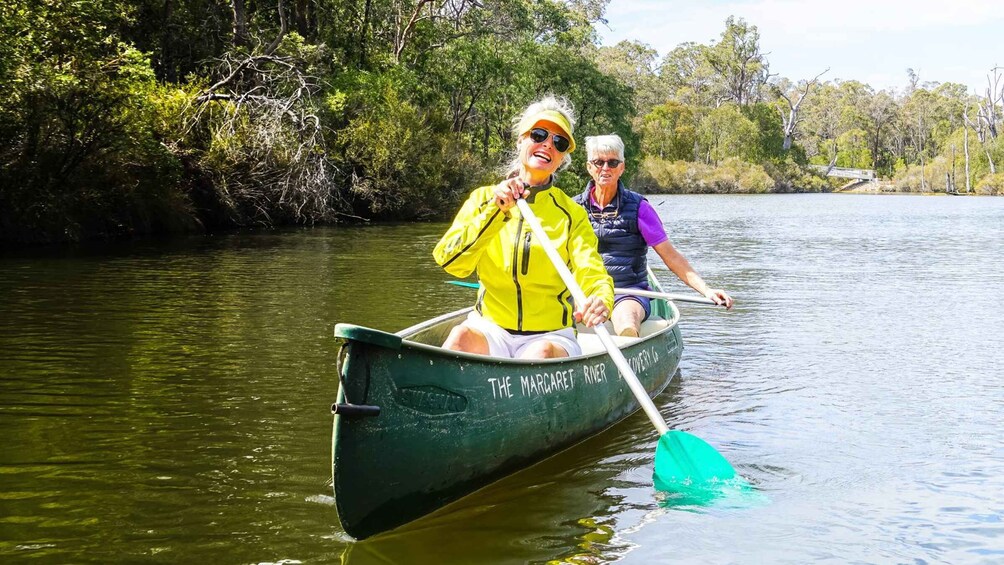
[977,67,1001,139]
[976,67,1001,174]
[963,103,973,192]
[778,68,828,151]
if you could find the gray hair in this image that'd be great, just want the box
[585,135,625,161]
[501,95,577,177]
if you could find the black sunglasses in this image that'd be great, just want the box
[528,127,571,153]
[589,158,622,168]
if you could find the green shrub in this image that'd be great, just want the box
[334,70,486,219]
[707,158,773,193]
[636,156,775,193]
[763,157,829,192]
[635,157,711,193]
[891,156,957,193]
[976,173,1004,195]
[0,42,185,242]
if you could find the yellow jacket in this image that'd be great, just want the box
[434,184,614,332]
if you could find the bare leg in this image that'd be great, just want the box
[612,300,645,337]
[518,340,569,359]
[442,324,490,355]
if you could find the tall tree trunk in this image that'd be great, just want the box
[871,127,881,170]
[920,153,926,191]
[394,0,434,63]
[951,144,956,191]
[964,113,971,193]
[264,0,288,55]
[161,0,174,81]
[358,0,372,66]
[293,0,307,37]
[231,0,248,47]
[917,115,926,192]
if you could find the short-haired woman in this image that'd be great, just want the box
[575,134,733,337]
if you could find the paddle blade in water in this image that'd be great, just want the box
[653,430,736,491]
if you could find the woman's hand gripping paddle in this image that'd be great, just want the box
[513,197,738,490]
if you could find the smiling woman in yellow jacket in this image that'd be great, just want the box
[434,96,613,359]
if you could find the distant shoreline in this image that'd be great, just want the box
[836,181,979,196]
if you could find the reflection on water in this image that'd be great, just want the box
[3,195,1004,563]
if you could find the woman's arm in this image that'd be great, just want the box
[433,186,507,277]
[652,241,734,309]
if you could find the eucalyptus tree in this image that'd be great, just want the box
[697,104,758,165]
[863,90,898,172]
[704,16,771,107]
[593,40,664,116]
[799,82,843,164]
[835,129,872,169]
[902,87,938,190]
[658,42,718,108]
[639,101,697,161]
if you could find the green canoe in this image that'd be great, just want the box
[331,282,683,540]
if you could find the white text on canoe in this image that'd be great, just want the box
[487,345,661,400]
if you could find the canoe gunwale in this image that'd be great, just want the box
[392,302,681,366]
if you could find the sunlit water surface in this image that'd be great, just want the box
[2,194,1003,563]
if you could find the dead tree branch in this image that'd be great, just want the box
[777,67,828,151]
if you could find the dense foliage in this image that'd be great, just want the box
[1,3,1001,242]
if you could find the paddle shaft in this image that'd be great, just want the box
[615,287,717,306]
[515,198,670,436]
[452,280,716,305]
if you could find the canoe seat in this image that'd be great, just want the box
[576,318,672,356]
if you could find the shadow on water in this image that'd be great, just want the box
[336,429,635,564]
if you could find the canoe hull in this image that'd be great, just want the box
[332,302,682,539]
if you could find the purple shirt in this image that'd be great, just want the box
[588,191,668,247]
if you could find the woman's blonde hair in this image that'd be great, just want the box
[501,95,577,177]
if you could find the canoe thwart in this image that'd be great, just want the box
[334,323,403,350]
[331,403,381,418]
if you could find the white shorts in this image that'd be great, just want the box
[463,311,582,358]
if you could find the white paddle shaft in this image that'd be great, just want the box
[515,198,670,435]
[615,287,717,306]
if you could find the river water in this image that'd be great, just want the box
[2,194,1003,563]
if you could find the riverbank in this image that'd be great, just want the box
[837,179,996,196]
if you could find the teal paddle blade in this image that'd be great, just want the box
[653,430,737,491]
[445,280,480,289]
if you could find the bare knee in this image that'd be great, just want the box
[443,325,489,355]
[519,340,569,359]
[612,301,644,337]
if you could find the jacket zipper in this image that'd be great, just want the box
[521,231,532,276]
[511,218,525,330]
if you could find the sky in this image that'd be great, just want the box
[597,0,1003,94]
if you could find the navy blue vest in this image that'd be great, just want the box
[574,183,649,288]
